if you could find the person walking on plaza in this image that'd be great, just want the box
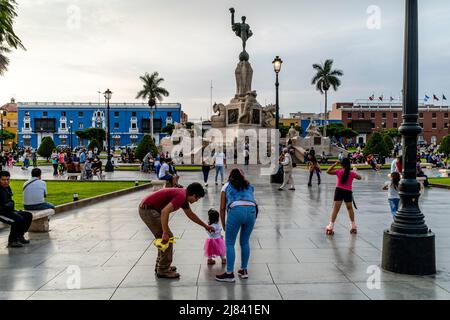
[307,153,321,186]
[383,171,400,218]
[138,183,214,278]
[201,160,212,187]
[32,151,37,168]
[325,158,362,235]
[390,155,402,174]
[0,171,32,248]
[214,150,226,185]
[216,169,257,282]
[51,149,58,176]
[279,148,295,191]
[23,168,55,211]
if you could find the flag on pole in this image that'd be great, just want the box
[379,94,384,101]
[390,96,394,102]
[424,94,430,102]
[443,94,447,101]
[433,94,439,101]
[368,94,375,101]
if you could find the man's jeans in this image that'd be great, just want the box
[215,165,224,184]
[0,211,33,243]
[24,203,55,211]
[225,205,256,273]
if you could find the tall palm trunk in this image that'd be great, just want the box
[324,90,328,137]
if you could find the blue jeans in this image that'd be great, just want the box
[388,198,400,217]
[225,205,256,273]
[215,165,224,184]
[24,202,55,210]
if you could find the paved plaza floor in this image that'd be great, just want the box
[1,166,450,300]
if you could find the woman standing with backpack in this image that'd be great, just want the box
[325,158,362,235]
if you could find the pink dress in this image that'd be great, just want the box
[204,223,226,258]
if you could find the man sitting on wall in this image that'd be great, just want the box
[158,158,179,187]
[23,168,55,211]
[0,171,32,248]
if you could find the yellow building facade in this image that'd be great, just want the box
[1,98,19,150]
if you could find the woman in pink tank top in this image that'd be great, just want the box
[325,158,362,235]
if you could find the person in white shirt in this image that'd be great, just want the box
[279,148,295,191]
[158,158,179,186]
[214,151,226,185]
[23,168,55,210]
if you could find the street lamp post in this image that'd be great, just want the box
[381,0,436,275]
[149,99,156,141]
[104,89,114,172]
[270,56,284,184]
[69,119,73,151]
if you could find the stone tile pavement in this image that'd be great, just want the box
[1,166,450,300]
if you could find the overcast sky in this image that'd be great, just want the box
[1,0,450,120]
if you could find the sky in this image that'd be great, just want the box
[1,0,450,121]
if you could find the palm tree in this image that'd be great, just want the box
[311,59,343,137]
[0,0,26,74]
[136,72,169,139]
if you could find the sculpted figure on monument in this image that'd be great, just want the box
[230,8,253,54]
[211,102,226,127]
[262,104,276,128]
[288,125,299,139]
[239,91,258,124]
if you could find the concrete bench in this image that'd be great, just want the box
[420,163,434,169]
[439,169,450,178]
[151,180,167,191]
[95,173,106,180]
[67,172,82,180]
[0,208,55,233]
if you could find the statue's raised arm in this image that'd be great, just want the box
[228,7,252,55]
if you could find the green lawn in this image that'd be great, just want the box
[15,160,52,167]
[175,166,202,171]
[429,178,450,186]
[10,180,147,209]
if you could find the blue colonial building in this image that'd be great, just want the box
[17,102,183,149]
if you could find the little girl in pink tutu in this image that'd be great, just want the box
[204,209,226,265]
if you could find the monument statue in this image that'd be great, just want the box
[262,104,276,128]
[230,7,253,61]
[288,125,299,139]
[306,121,322,137]
[211,102,226,127]
[239,91,258,124]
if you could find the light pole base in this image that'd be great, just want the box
[105,159,114,172]
[382,229,436,275]
[270,171,283,184]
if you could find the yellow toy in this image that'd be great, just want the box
[153,237,177,252]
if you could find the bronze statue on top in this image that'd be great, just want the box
[230,8,253,61]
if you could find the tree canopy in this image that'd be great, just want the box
[135,134,158,160]
[37,136,56,160]
[136,72,169,107]
[438,135,450,156]
[363,132,391,157]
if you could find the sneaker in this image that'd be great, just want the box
[154,266,177,273]
[289,188,296,191]
[7,241,23,248]
[215,182,218,185]
[19,237,30,244]
[205,183,208,187]
[215,272,235,283]
[237,269,248,279]
[278,187,284,191]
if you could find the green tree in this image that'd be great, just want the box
[340,128,359,140]
[88,139,100,151]
[76,128,106,148]
[384,128,400,139]
[135,134,158,161]
[311,59,343,136]
[438,135,450,158]
[37,136,56,161]
[363,132,390,158]
[0,0,26,75]
[0,129,15,141]
[383,134,394,154]
[162,123,175,135]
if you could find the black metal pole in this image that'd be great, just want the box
[105,96,114,172]
[275,73,280,130]
[382,0,435,275]
[0,112,3,154]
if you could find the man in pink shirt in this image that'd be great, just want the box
[139,182,214,278]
